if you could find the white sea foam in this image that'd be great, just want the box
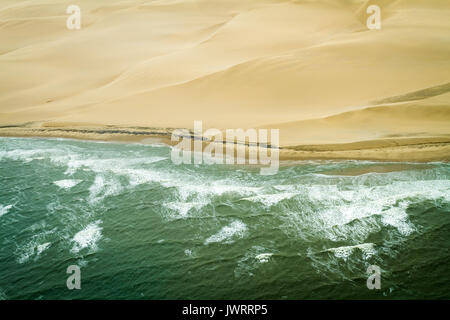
[280,178,450,243]
[0,204,12,217]
[88,176,106,201]
[255,253,273,263]
[0,149,53,162]
[71,220,103,253]
[279,175,450,279]
[88,176,122,204]
[53,179,82,189]
[164,202,206,217]
[65,156,167,176]
[37,242,51,255]
[327,243,376,261]
[235,246,275,277]
[381,201,415,236]
[116,168,168,186]
[17,247,34,264]
[16,240,51,264]
[205,220,248,245]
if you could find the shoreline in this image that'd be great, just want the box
[1,0,449,164]
[1,124,449,163]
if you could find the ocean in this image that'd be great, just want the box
[0,137,449,299]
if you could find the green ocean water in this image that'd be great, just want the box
[0,137,449,300]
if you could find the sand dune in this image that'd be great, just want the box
[266,86,450,146]
[0,0,449,160]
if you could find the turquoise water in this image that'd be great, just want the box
[0,137,449,299]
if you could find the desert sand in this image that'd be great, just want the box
[0,0,449,161]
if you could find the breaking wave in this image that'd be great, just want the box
[71,220,103,254]
[53,179,82,189]
[205,220,248,245]
[1,137,449,298]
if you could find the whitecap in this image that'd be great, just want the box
[235,245,275,277]
[204,220,248,245]
[65,156,167,176]
[16,240,52,264]
[37,242,51,255]
[53,179,82,189]
[88,176,122,204]
[255,253,273,263]
[164,202,206,218]
[0,204,12,217]
[279,178,448,243]
[71,221,103,253]
[327,243,376,261]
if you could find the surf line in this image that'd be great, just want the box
[171,120,279,175]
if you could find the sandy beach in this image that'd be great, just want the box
[1,0,449,161]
